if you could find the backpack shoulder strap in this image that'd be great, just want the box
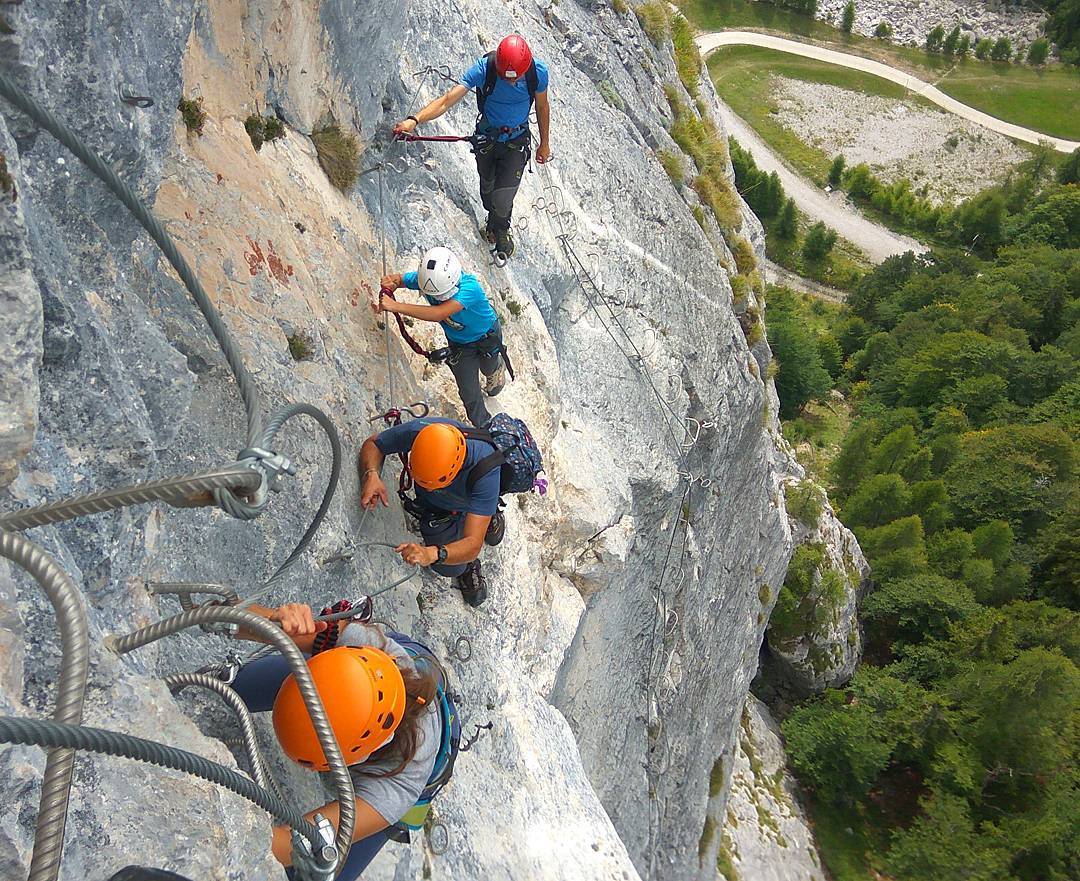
[477,51,498,114]
[526,62,539,104]
[466,450,505,493]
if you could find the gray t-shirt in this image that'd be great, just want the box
[336,623,441,824]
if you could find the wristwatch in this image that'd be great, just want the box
[436,545,448,564]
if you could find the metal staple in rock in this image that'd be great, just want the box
[0,531,89,881]
[0,466,262,532]
[0,716,317,842]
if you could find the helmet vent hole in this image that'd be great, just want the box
[361,729,371,739]
[427,260,437,270]
[351,745,362,753]
[382,712,396,730]
[378,690,384,701]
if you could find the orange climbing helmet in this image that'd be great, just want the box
[410,422,467,490]
[272,645,406,770]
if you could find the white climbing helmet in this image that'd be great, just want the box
[417,247,462,301]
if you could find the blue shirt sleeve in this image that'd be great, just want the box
[534,60,549,94]
[462,56,487,91]
[465,467,500,517]
[402,271,419,290]
[374,420,424,457]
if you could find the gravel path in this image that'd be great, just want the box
[698,30,1080,153]
[763,258,847,303]
[773,79,1030,204]
[716,97,926,262]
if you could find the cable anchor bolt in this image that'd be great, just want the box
[291,813,339,881]
[237,446,297,501]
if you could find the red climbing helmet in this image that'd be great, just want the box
[495,34,533,80]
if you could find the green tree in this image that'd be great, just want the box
[1035,495,1080,608]
[781,690,894,803]
[776,197,797,239]
[841,0,856,33]
[990,36,1013,61]
[927,528,975,579]
[1059,147,1080,184]
[885,788,1015,881]
[910,480,951,533]
[874,20,893,39]
[816,333,843,379]
[828,154,846,187]
[1044,0,1080,65]
[802,221,838,261]
[974,37,993,59]
[947,424,1075,539]
[769,318,833,417]
[943,25,962,56]
[957,33,971,57]
[863,573,979,646]
[950,189,1006,252]
[842,473,912,528]
[844,162,878,200]
[856,515,928,580]
[925,24,946,52]
[1027,36,1051,65]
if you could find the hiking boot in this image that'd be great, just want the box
[493,229,515,259]
[483,361,506,397]
[484,509,505,546]
[482,222,497,245]
[453,560,488,607]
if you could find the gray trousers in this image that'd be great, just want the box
[418,510,468,578]
[450,324,503,427]
[474,134,530,233]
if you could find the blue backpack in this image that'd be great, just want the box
[463,413,544,495]
[387,633,461,833]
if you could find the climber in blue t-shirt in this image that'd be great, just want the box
[377,246,508,428]
[393,34,551,260]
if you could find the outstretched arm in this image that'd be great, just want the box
[272,798,389,867]
[535,90,551,163]
[381,297,463,322]
[393,84,470,134]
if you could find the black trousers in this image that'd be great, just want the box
[449,323,504,428]
[474,134,530,233]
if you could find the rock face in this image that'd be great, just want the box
[0,2,815,880]
[718,696,824,881]
[762,476,869,697]
[0,113,42,490]
[815,0,1047,49]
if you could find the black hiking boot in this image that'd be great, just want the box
[482,221,497,245]
[493,229,515,260]
[484,509,505,546]
[452,560,488,607]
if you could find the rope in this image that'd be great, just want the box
[0,71,264,448]
[0,716,318,842]
[0,532,90,881]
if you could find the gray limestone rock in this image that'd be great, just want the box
[720,695,825,881]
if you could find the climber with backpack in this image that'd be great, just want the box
[377,246,511,428]
[359,414,544,607]
[392,34,551,260]
[228,601,461,880]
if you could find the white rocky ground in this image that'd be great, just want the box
[773,78,1030,204]
[718,696,824,881]
[815,0,1046,50]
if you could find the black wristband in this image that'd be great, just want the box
[436,544,448,564]
[406,115,419,125]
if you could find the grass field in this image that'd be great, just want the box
[681,0,1080,140]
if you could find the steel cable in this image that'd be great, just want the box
[0,716,316,841]
[231,404,343,606]
[0,466,262,532]
[0,70,263,447]
[162,672,284,803]
[0,532,90,881]
[111,605,355,864]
